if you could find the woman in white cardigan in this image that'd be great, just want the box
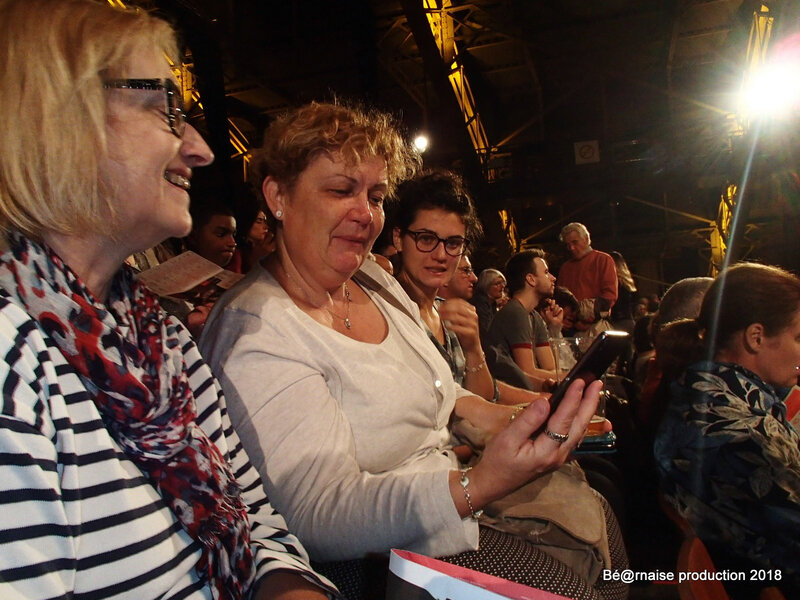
[201,102,623,600]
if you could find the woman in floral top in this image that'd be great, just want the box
[654,262,800,598]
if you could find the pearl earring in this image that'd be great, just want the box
[275,210,283,219]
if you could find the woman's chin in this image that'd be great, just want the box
[331,254,366,278]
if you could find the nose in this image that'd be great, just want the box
[431,240,448,260]
[180,124,214,167]
[350,191,374,224]
[469,272,478,283]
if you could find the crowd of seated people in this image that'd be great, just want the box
[4,4,799,600]
[198,101,629,600]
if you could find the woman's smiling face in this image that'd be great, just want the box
[101,49,213,253]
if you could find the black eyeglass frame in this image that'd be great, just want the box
[404,229,470,257]
[102,78,186,139]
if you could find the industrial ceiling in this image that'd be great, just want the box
[151,0,800,288]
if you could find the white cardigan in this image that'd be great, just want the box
[200,259,478,562]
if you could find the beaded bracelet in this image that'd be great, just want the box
[459,467,483,520]
[465,352,486,374]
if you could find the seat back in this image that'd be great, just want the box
[677,535,730,600]
[657,491,694,536]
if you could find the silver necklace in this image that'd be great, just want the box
[328,281,352,329]
[281,261,352,329]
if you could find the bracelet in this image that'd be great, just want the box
[509,405,525,423]
[465,352,486,374]
[459,467,483,520]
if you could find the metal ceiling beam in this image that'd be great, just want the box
[399,0,481,163]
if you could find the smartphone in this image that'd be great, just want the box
[532,330,629,437]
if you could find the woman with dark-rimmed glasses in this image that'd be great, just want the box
[390,169,547,406]
[0,1,335,598]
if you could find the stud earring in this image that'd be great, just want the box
[275,210,283,219]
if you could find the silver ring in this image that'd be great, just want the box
[545,429,569,444]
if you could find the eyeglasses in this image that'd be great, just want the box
[103,78,186,139]
[457,266,475,276]
[405,229,468,257]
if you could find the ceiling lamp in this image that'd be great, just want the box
[413,133,430,153]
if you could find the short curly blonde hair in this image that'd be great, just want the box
[0,0,178,240]
[250,101,420,200]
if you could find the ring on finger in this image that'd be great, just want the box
[545,429,569,444]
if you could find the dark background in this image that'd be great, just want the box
[146,0,800,296]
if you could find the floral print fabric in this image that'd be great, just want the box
[655,361,800,587]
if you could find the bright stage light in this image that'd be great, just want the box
[413,134,429,153]
[741,60,800,119]
[740,31,800,121]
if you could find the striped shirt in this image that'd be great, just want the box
[0,293,335,599]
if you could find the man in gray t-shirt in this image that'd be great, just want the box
[487,250,557,390]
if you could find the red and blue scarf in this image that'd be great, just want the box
[0,232,254,599]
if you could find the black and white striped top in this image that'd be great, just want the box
[0,293,336,599]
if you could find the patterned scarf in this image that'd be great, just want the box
[0,232,253,599]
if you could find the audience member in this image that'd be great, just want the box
[371,226,400,275]
[487,250,558,390]
[636,277,713,440]
[608,250,637,334]
[552,285,580,338]
[558,222,618,335]
[650,277,714,342]
[185,200,238,268]
[391,169,488,394]
[391,169,548,406]
[654,263,800,597]
[440,254,478,301]
[200,101,627,600]
[231,192,275,273]
[471,267,506,344]
[0,1,335,598]
[632,296,650,320]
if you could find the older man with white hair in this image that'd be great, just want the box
[558,222,618,333]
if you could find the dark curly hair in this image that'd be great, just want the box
[389,168,483,245]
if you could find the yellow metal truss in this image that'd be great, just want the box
[712,4,772,273]
[422,1,514,245]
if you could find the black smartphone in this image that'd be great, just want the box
[532,330,629,437]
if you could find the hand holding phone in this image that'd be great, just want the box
[532,330,629,438]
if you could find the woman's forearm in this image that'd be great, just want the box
[461,347,495,400]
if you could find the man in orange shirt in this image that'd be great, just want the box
[557,222,617,332]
